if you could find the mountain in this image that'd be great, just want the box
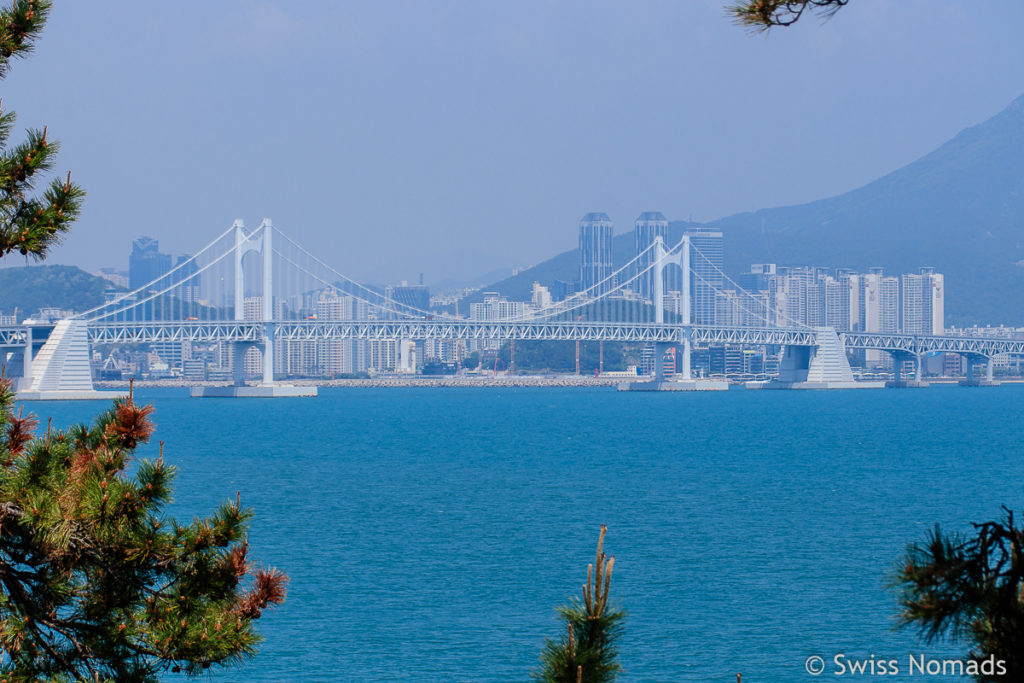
[713,93,1024,326]
[466,94,1024,326]
[0,265,116,321]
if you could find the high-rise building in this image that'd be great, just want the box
[316,292,368,375]
[128,237,172,291]
[857,268,898,367]
[391,280,431,313]
[368,339,400,372]
[633,211,667,302]
[685,228,723,325]
[821,276,847,332]
[879,276,899,333]
[579,212,614,294]
[902,267,944,335]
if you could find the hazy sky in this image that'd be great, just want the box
[3,0,1023,285]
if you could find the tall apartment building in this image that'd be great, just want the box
[685,228,723,325]
[368,339,400,372]
[901,267,945,335]
[470,293,526,321]
[470,293,526,351]
[742,264,942,340]
[316,292,368,375]
[633,211,668,302]
[579,213,614,294]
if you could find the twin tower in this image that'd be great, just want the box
[579,211,667,299]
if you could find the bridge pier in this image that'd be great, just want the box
[763,327,883,390]
[885,351,928,388]
[959,354,999,387]
[618,333,727,391]
[15,320,125,401]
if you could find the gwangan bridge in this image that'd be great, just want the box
[2,220,1021,399]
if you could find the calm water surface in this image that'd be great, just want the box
[26,385,1024,682]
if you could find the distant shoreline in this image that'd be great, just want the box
[94,376,1024,390]
[96,375,634,389]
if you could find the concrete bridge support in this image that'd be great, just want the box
[959,354,999,387]
[15,320,124,400]
[886,350,928,388]
[766,327,883,389]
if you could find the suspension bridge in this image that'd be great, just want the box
[3,219,1022,398]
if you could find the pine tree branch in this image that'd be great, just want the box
[728,0,849,31]
[0,0,51,75]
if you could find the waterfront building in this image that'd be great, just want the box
[579,213,614,294]
[901,267,944,335]
[129,237,172,291]
[468,293,526,351]
[368,339,400,372]
[283,339,318,376]
[316,292,368,376]
[182,359,206,381]
[685,228,724,325]
[738,263,943,368]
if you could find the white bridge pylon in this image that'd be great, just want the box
[232,219,274,386]
[653,235,692,380]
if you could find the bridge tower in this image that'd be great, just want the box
[231,219,275,387]
[619,236,727,390]
[652,235,691,380]
[192,218,314,398]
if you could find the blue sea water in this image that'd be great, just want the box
[25,385,1024,682]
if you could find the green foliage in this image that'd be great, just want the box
[497,341,627,374]
[894,508,1024,682]
[0,380,287,681]
[0,264,119,319]
[536,526,625,683]
[461,351,480,371]
[0,0,84,260]
[728,0,850,30]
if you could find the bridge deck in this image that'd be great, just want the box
[73,321,1024,355]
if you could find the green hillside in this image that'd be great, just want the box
[0,265,116,320]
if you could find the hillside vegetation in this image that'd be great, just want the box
[0,265,115,320]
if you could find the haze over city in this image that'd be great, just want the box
[7,3,1024,682]
[2,0,1023,284]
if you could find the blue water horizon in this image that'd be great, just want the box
[25,385,1022,681]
